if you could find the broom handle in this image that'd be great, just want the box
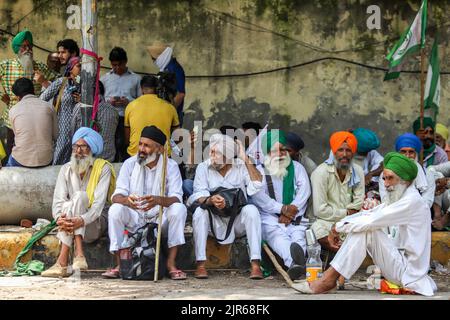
[262,243,294,287]
[154,144,168,282]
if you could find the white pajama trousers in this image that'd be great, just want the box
[262,223,307,268]
[192,204,262,261]
[330,229,406,285]
[108,202,187,253]
[57,191,89,247]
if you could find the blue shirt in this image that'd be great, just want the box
[165,58,186,115]
[100,68,142,116]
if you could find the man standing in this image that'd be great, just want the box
[42,128,115,277]
[294,153,437,297]
[7,78,57,167]
[413,117,447,168]
[124,75,179,157]
[0,30,58,155]
[147,42,186,126]
[106,126,187,280]
[251,130,311,280]
[101,47,141,162]
[57,39,80,73]
[189,134,264,280]
[310,131,364,252]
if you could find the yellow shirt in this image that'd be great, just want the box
[125,94,179,156]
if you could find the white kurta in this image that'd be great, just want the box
[251,161,311,267]
[189,159,263,261]
[331,185,437,296]
[108,155,186,252]
[379,161,436,209]
[353,150,384,182]
[52,163,112,247]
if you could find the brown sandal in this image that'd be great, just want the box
[195,265,209,279]
[249,267,264,280]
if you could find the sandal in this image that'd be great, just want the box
[291,280,337,294]
[194,265,209,279]
[102,268,120,279]
[249,267,264,280]
[169,269,187,280]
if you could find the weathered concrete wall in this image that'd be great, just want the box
[0,0,449,162]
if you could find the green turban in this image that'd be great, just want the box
[261,130,295,205]
[412,117,435,134]
[383,152,418,181]
[12,30,33,54]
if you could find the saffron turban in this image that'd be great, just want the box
[412,117,435,134]
[383,152,418,182]
[329,131,358,154]
[262,130,287,155]
[12,30,33,54]
[72,127,104,156]
[209,134,237,160]
[353,128,380,153]
[141,125,166,146]
[436,123,449,141]
[395,133,422,154]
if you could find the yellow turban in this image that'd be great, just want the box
[436,123,449,141]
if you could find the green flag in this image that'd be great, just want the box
[424,38,440,113]
[384,0,427,80]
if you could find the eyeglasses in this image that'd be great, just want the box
[72,144,90,152]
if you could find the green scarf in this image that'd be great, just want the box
[262,130,295,204]
[423,144,436,167]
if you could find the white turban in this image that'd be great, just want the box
[209,134,237,160]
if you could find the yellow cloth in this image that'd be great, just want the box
[86,159,116,208]
[0,140,6,160]
[124,94,179,156]
[436,123,449,141]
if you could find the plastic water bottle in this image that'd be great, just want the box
[305,229,323,283]
[121,230,130,249]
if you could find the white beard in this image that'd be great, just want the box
[18,52,34,75]
[382,182,408,206]
[264,153,291,179]
[70,153,94,175]
[138,152,157,167]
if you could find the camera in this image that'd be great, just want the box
[155,72,177,103]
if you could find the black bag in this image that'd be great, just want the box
[199,187,247,242]
[119,223,166,280]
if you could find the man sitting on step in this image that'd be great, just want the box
[42,127,115,277]
[251,130,311,280]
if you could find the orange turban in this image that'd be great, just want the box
[329,131,358,154]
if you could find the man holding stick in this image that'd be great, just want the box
[105,125,187,280]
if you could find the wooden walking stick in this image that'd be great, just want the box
[262,242,294,287]
[154,143,168,282]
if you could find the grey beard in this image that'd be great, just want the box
[264,154,291,179]
[18,52,34,75]
[70,153,94,175]
[334,157,351,171]
[382,182,408,206]
[138,152,157,166]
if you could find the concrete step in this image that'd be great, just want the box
[1,225,449,272]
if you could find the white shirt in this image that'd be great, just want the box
[353,150,384,182]
[336,185,436,296]
[113,155,183,203]
[251,161,311,225]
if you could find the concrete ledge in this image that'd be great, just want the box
[1,226,448,271]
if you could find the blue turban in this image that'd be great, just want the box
[395,133,422,154]
[72,127,104,156]
[353,128,380,153]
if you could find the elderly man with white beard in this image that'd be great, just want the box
[105,125,187,280]
[42,128,115,277]
[188,133,264,279]
[293,152,437,296]
[251,130,311,280]
[0,30,58,156]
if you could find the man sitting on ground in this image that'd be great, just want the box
[310,131,364,252]
[285,132,317,177]
[294,153,437,297]
[251,130,311,280]
[42,128,115,277]
[105,126,187,280]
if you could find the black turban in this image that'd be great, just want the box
[286,132,305,152]
[141,125,166,146]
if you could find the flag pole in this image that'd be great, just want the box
[419,47,426,165]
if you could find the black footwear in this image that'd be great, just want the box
[290,243,306,267]
[287,264,306,280]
